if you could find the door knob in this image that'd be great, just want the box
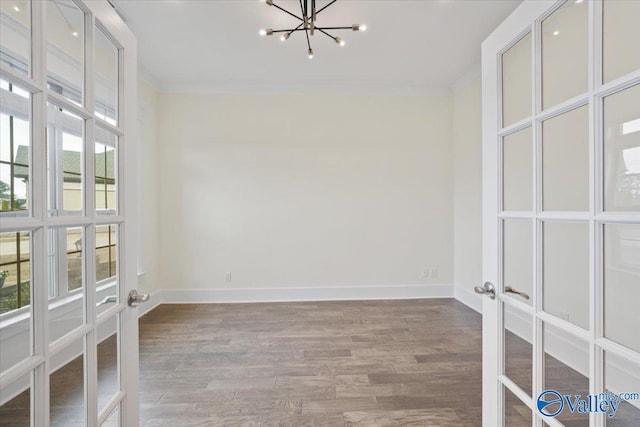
[474,282,496,300]
[97,295,117,307]
[127,290,149,307]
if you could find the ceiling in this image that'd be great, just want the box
[114,0,521,94]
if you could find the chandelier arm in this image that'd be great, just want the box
[271,2,304,22]
[316,28,338,41]
[299,0,306,18]
[316,0,338,15]
[316,26,352,30]
[272,28,306,33]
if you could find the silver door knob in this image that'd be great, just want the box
[474,282,496,300]
[128,290,149,307]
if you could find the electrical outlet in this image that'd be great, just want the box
[421,269,430,279]
[430,269,438,278]
[225,272,232,283]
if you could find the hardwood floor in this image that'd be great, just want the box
[137,299,483,426]
[3,298,637,426]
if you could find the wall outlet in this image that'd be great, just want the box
[422,268,438,279]
[225,272,232,283]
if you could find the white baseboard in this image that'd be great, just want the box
[156,283,453,304]
[454,285,483,314]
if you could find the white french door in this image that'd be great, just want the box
[0,1,140,425]
[481,0,640,426]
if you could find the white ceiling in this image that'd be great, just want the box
[115,0,521,94]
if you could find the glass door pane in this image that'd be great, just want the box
[503,127,533,211]
[50,337,86,427]
[46,0,85,106]
[541,0,588,110]
[603,1,640,83]
[0,1,30,75]
[542,106,589,211]
[502,33,532,127]
[603,84,640,212]
[603,223,640,352]
[542,221,589,329]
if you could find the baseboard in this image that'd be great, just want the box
[150,283,453,305]
[454,285,483,314]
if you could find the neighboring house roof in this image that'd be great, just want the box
[13,145,115,183]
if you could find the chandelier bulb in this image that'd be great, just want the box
[308,48,314,59]
[260,29,274,37]
[335,37,345,47]
[352,24,367,32]
[281,33,290,42]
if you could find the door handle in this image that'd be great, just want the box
[504,286,530,300]
[97,295,117,307]
[128,290,149,307]
[474,282,496,300]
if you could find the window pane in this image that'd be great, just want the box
[502,33,532,127]
[0,370,31,426]
[0,1,30,75]
[95,130,117,212]
[503,219,533,306]
[542,105,589,211]
[604,223,640,353]
[96,224,117,283]
[503,127,532,211]
[0,231,31,315]
[48,103,84,214]
[95,27,118,126]
[543,322,589,426]
[46,0,84,106]
[543,221,589,330]
[603,1,640,83]
[541,0,588,109]
[0,80,30,213]
[604,84,640,212]
[48,227,85,344]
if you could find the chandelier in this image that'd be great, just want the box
[259,0,367,59]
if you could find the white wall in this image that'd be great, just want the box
[141,92,454,293]
[452,75,483,311]
[137,79,161,296]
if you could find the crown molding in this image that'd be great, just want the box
[154,80,452,97]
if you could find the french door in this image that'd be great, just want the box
[0,1,139,425]
[481,0,640,426]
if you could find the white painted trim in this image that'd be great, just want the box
[452,63,481,95]
[454,286,483,314]
[157,284,453,304]
[136,290,163,318]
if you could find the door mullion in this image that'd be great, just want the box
[531,12,543,427]
[30,1,49,426]
[84,8,98,427]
